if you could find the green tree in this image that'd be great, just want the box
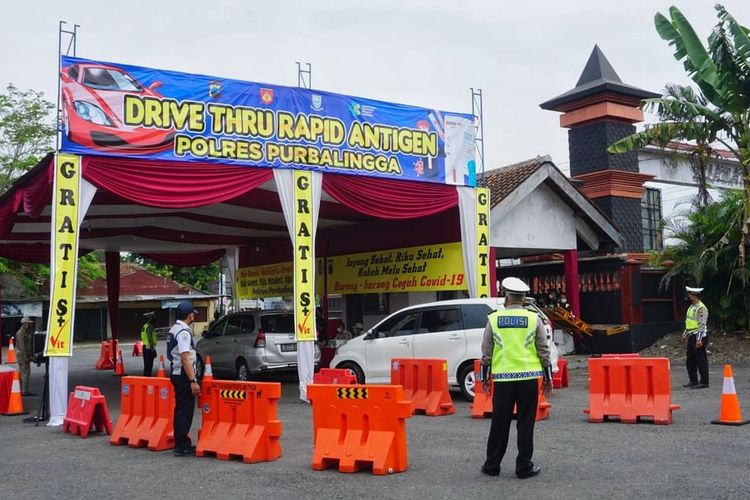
[123,254,219,293]
[0,83,104,295]
[655,190,749,331]
[0,84,56,191]
[608,5,750,262]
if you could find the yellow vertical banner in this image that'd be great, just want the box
[475,187,491,298]
[293,170,316,342]
[45,154,82,356]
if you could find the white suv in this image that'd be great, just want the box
[330,298,553,401]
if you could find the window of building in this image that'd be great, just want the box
[642,187,663,251]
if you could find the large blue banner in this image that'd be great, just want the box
[60,56,476,186]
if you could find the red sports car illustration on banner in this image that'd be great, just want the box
[60,62,175,153]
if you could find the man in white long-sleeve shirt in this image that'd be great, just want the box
[480,277,552,479]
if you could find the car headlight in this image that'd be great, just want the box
[73,101,112,126]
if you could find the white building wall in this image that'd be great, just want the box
[491,183,577,251]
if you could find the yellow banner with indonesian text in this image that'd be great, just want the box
[328,242,465,294]
[45,154,82,357]
[293,171,316,342]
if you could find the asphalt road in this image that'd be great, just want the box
[2,346,749,499]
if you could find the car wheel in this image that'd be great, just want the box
[458,363,476,402]
[236,359,250,381]
[195,355,204,381]
[337,362,365,384]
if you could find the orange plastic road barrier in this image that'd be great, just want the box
[132,341,144,357]
[308,384,412,475]
[113,350,126,376]
[110,376,175,450]
[711,365,750,426]
[63,386,113,438]
[553,358,569,389]
[521,378,551,421]
[313,368,357,385]
[601,353,640,358]
[156,355,167,378]
[584,357,680,424]
[95,341,114,370]
[471,360,493,419]
[202,356,214,381]
[2,370,27,415]
[196,379,282,463]
[390,358,454,416]
[472,360,551,421]
[6,339,17,364]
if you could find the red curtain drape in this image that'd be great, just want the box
[0,158,54,236]
[140,249,225,267]
[322,173,458,219]
[105,251,120,340]
[83,156,273,208]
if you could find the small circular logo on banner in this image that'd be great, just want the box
[392,361,399,370]
[202,404,210,414]
[160,387,168,400]
[123,384,130,395]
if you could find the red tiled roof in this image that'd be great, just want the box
[78,266,199,297]
[482,155,551,208]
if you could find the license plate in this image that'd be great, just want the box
[280,343,297,352]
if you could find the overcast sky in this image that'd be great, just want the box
[3,0,750,182]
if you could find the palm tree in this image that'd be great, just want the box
[656,190,750,331]
[608,5,750,264]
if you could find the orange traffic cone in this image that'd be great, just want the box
[113,350,126,377]
[7,338,17,364]
[156,355,167,378]
[711,365,750,426]
[3,370,28,415]
[203,356,214,381]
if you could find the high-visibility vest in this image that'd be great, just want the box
[685,302,707,331]
[141,323,157,348]
[488,308,543,382]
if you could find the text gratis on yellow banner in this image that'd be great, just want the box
[293,171,316,342]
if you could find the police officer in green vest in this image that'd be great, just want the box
[683,286,709,389]
[141,311,158,376]
[480,277,552,479]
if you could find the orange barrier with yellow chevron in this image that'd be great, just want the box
[196,379,282,463]
[308,383,412,475]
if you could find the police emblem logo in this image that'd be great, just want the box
[160,387,168,400]
[260,88,274,105]
[122,384,130,395]
[208,80,223,98]
[311,94,323,111]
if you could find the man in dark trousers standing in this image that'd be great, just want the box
[480,277,552,479]
[167,301,200,457]
[683,286,709,389]
[140,312,157,376]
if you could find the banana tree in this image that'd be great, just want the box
[608,4,750,264]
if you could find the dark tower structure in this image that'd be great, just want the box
[540,45,659,253]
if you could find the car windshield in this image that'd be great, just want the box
[82,67,143,91]
[261,314,294,333]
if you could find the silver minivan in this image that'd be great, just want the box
[195,310,320,380]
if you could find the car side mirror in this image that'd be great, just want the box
[149,81,163,91]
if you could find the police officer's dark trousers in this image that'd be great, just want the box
[686,334,709,385]
[484,378,538,475]
[143,347,156,376]
[171,374,195,450]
